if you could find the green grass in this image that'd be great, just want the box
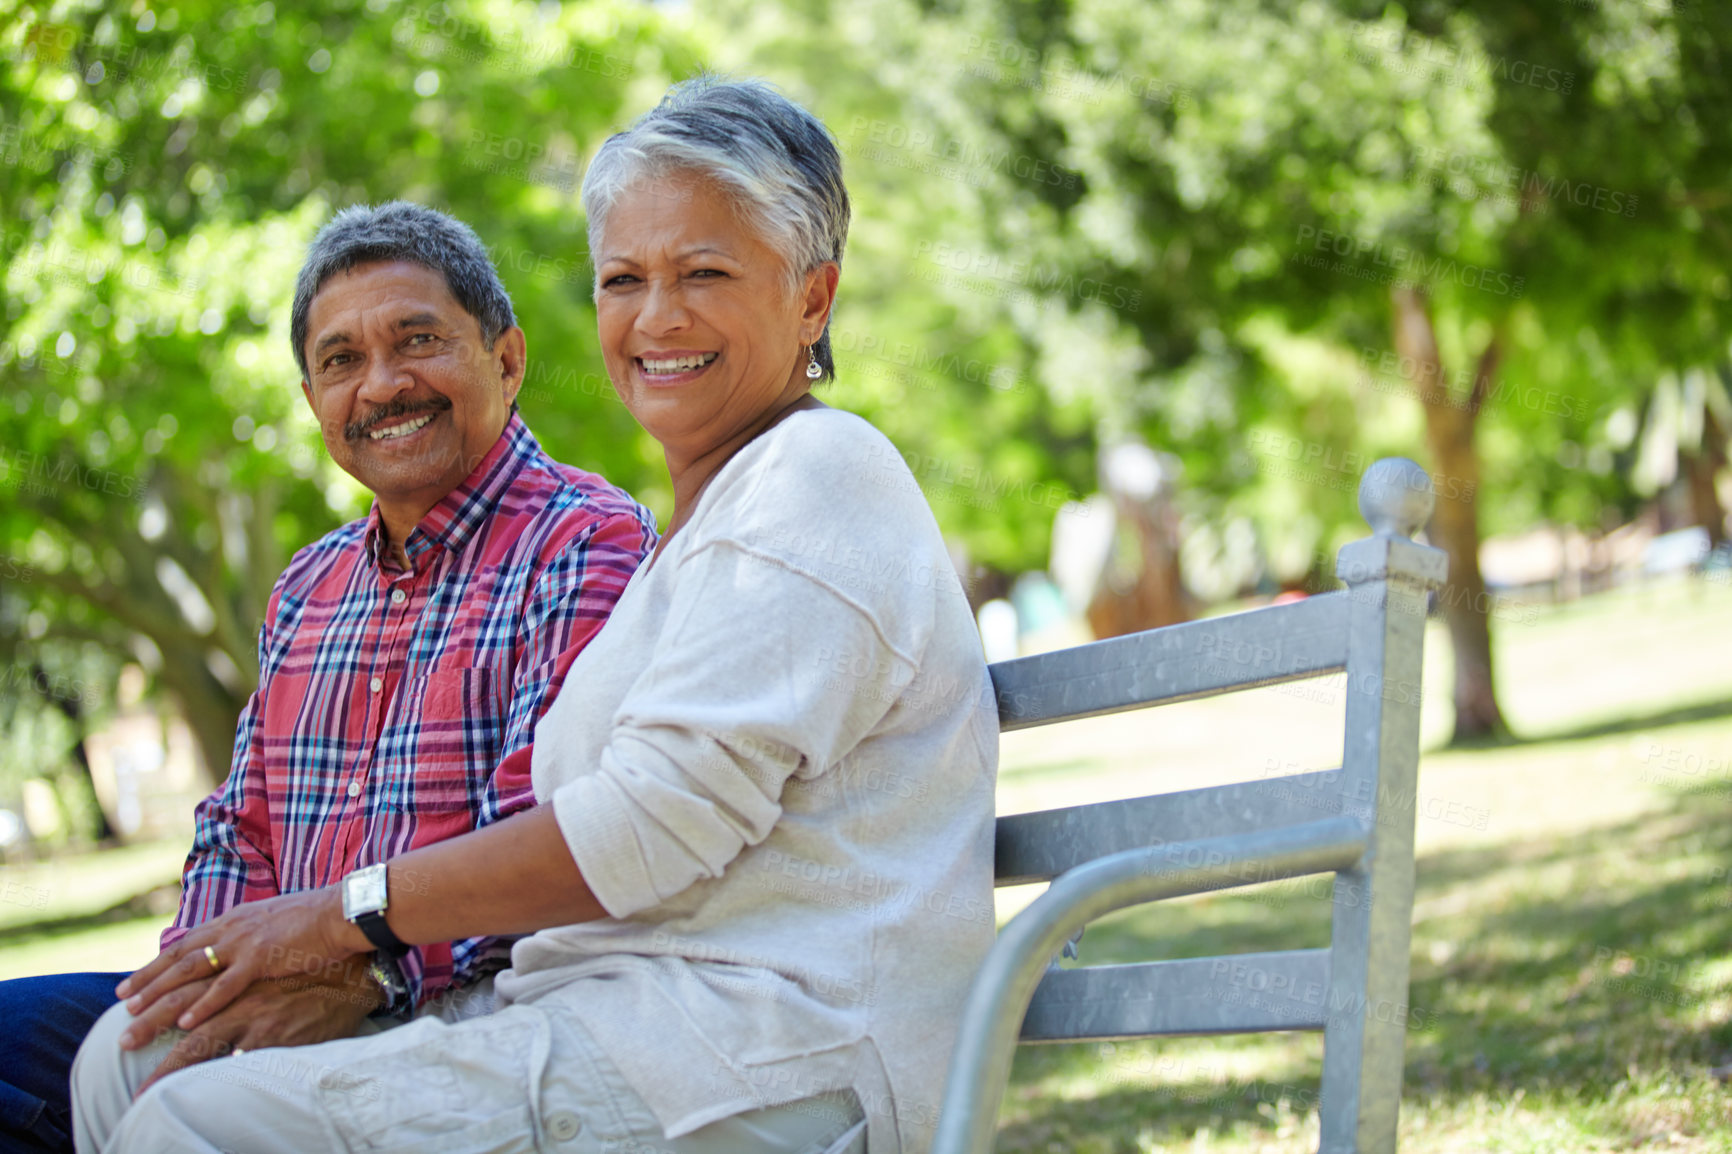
[1,576,1729,1149]
[0,916,174,981]
[993,576,1732,1153]
[0,838,186,979]
[996,777,1732,1152]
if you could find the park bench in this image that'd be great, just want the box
[930,457,1449,1154]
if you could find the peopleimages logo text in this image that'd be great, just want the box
[1294,226,1524,298]
[913,240,1142,311]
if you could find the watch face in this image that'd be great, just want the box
[344,865,388,919]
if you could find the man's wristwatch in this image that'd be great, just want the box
[341,863,412,959]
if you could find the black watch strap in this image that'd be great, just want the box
[354,909,412,959]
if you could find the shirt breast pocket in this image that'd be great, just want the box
[379,667,507,815]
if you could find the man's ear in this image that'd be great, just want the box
[494,326,528,407]
[300,376,315,410]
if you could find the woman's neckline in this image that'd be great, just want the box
[640,400,833,575]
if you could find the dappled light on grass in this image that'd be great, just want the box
[990,579,1732,1151]
[994,777,1732,1153]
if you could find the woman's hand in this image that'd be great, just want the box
[115,886,370,1038]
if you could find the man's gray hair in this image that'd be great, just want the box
[290,201,516,379]
[581,77,851,382]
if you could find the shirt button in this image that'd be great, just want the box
[390,588,407,605]
[369,676,383,693]
[346,781,362,798]
[545,1111,581,1141]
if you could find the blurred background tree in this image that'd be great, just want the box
[1,0,1726,814]
[0,0,682,782]
[708,0,1731,740]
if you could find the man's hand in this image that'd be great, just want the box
[130,960,385,1095]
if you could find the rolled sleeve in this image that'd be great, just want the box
[552,772,658,919]
[542,539,916,919]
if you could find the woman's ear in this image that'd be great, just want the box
[799,262,841,345]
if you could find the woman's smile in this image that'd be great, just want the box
[636,349,720,386]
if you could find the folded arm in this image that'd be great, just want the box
[119,805,597,1033]
[125,537,911,1030]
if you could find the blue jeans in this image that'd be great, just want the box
[0,972,125,1154]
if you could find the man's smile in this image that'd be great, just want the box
[368,412,438,441]
[345,396,452,443]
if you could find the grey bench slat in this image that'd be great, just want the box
[990,593,1349,732]
[1020,949,1332,1041]
[996,770,1345,886]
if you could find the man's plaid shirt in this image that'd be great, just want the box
[163,412,655,1007]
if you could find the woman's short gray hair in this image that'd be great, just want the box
[290,201,516,379]
[581,77,851,382]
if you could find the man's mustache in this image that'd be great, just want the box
[345,396,453,442]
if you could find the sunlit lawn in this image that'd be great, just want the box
[993,575,1732,1153]
[2,576,1729,1150]
[0,838,186,980]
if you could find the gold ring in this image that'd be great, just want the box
[203,945,221,972]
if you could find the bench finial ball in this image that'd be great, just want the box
[1359,457,1434,538]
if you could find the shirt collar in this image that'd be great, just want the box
[362,408,543,569]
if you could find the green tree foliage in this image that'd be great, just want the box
[710,0,1730,740]
[1,0,1724,786]
[0,0,689,780]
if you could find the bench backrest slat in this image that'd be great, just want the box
[991,593,1350,731]
[995,770,1344,886]
[1019,949,1333,1042]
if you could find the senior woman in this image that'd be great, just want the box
[71,78,996,1154]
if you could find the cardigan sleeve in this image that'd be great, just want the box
[547,538,919,918]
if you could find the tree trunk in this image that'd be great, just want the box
[16,459,262,788]
[30,663,117,842]
[1684,406,1727,546]
[1390,287,1510,743]
[153,642,249,788]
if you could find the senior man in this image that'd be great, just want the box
[0,202,653,1154]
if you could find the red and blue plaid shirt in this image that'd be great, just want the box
[164,411,655,1007]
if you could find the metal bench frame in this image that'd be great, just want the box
[933,458,1449,1154]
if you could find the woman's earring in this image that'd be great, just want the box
[805,345,823,380]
